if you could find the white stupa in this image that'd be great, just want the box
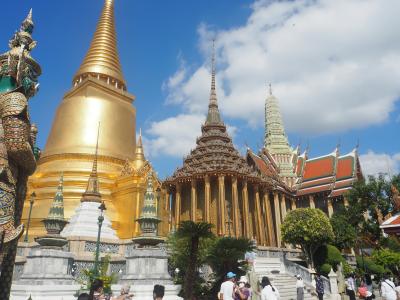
[61,129,118,240]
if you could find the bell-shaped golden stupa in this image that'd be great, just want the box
[24,0,169,239]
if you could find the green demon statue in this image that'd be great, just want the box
[0,8,41,297]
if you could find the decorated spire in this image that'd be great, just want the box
[81,124,101,203]
[73,0,126,89]
[134,128,146,170]
[264,83,290,148]
[38,173,68,241]
[139,172,159,220]
[205,40,222,125]
[264,84,296,185]
[133,171,162,246]
[47,173,65,221]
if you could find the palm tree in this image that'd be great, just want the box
[176,221,214,300]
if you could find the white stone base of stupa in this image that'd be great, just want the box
[112,284,182,300]
[61,201,118,240]
[10,284,80,300]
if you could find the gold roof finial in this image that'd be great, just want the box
[81,123,101,202]
[205,39,222,125]
[134,128,146,169]
[73,0,126,89]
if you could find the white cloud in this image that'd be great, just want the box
[359,150,400,177]
[144,114,203,158]
[144,112,239,158]
[164,0,400,134]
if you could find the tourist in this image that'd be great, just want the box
[315,273,324,300]
[234,276,250,300]
[260,276,280,300]
[219,272,236,300]
[345,274,356,300]
[395,278,400,300]
[78,293,90,300]
[245,283,252,298]
[296,275,304,300]
[358,281,373,300]
[112,284,133,299]
[90,279,106,300]
[381,274,397,300]
[153,284,165,300]
[365,274,373,293]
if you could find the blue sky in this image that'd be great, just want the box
[2,0,400,179]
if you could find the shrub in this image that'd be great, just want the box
[319,263,333,276]
[314,245,344,271]
[356,256,386,276]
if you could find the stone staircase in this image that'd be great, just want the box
[269,273,314,300]
[253,256,314,300]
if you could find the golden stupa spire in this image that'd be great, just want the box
[134,128,146,170]
[81,124,101,203]
[73,0,126,90]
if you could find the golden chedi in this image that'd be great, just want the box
[24,0,167,239]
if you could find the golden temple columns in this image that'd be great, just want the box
[134,191,141,235]
[254,186,265,245]
[327,198,334,217]
[242,181,250,239]
[191,179,197,222]
[232,177,240,237]
[204,176,211,223]
[281,195,287,221]
[309,195,315,208]
[165,191,170,211]
[264,193,276,247]
[274,192,282,247]
[218,175,226,236]
[175,183,181,228]
[165,191,171,231]
[291,198,296,210]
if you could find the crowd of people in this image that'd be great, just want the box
[218,271,400,300]
[77,279,165,300]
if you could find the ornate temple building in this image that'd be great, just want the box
[250,85,363,216]
[163,50,292,247]
[165,62,362,246]
[23,0,169,240]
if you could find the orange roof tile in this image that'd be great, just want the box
[296,157,304,176]
[249,152,277,178]
[297,184,331,196]
[303,157,335,180]
[334,178,353,189]
[336,157,354,179]
[330,188,351,198]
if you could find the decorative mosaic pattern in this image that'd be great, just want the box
[72,261,95,279]
[110,262,126,275]
[84,241,119,254]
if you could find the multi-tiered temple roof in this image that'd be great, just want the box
[165,45,276,186]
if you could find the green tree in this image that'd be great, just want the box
[343,174,399,247]
[175,221,214,300]
[77,254,117,294]
[314,245,344,271]
[281,208,334,268]
[330,212,357,250]
[207,237,255,299]
[371,249,400,275]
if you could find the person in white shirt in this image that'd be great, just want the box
[345,274,356,300]
[381,274,397,300]
[260,276,280,300]
[296,275,304,300]
[219,272,236,300]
